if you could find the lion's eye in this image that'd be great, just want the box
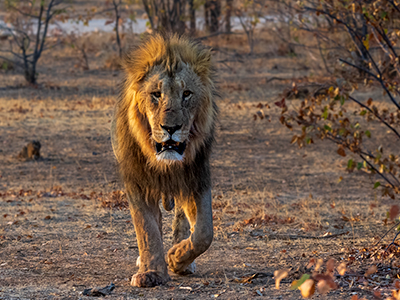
[152,91,162,99]
[183,90,192,99]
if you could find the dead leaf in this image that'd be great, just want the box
[314,273,337,294]
[299,279,315,298]
[315,258,323,271]
[274,98,286,108]
[373,290,381,298]
[274,269,289,289]
[390,205,400,220]
[326,258,335,274]
[392,290,400,300]
[365,265,377,277]
[337,147,346,157]
[337,262,346,276]
[306,258,315,269]
[395,280,400,289]
[316,279,331,294]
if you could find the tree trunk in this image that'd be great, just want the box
[24,64,36,84]
[204,0,210,32]
[189,0,196,35]
[209,0,221,33]
[225,0,232,33]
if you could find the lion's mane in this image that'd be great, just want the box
[112,34,218,200]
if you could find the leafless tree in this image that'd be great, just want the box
[142,0,186,34]
[225,0,233,33]
[112,0,123,57]
[204,0,221,33]
[188,0,196,34]
[0,0,68,84]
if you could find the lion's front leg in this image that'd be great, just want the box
[128,191,170,287]
[171,206,196,274]
[168,189,213,274]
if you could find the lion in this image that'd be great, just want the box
[111,34,218,288]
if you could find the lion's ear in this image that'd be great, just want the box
[193,48,212,82]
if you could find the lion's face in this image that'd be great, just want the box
[139,64,205,162]
[118,34,216,168]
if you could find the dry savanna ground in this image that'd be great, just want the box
[1,32,400,300]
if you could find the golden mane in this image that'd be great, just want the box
[112,33,218,197]
[122,34,214,87]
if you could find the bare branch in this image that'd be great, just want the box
[339,58,400,111]
[348,95,400,140]
[359,153,396,189]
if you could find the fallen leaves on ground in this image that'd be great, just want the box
[240,214,295,227]
[364,265,377,277]
[0,187,129,210]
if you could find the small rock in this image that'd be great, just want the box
[82,283,115,297]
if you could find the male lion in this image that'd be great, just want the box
[111,34,218,287]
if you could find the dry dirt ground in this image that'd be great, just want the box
[1,35,400,300]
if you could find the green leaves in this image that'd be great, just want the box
[290,274,310,290]
[347,159,354,171]
[322,107,328,120]
[373,182,381,189]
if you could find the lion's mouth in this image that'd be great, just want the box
[156,140,186,155]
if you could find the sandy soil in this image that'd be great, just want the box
[1,34,400,300]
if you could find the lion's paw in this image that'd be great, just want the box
[167,243,195,274]
[131,271,169,287]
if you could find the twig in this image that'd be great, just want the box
[339,58,400,111]
[374,221,400,247]
[388,0,400,15]
[266,231,349,240]
[347,95,400,140]
[266,77,289,84]
[385,230,400,253]
[359,153,396,189]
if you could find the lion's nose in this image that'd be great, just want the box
[160,124,182,136]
